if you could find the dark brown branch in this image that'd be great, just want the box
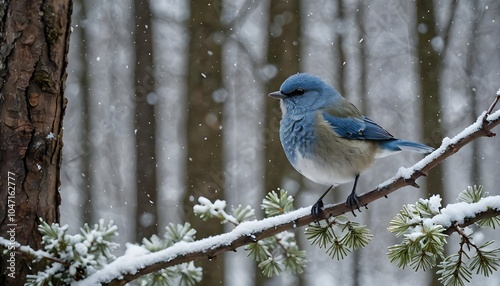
[92,95,500,286]
[445,209,500,236]
[484,94,500,123]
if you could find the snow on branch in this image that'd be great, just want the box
[80,94,500,285]
[0,236,53,262]
[431,194,500,235]
[387,186,500,283]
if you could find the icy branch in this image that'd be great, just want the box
[80,94,500,285]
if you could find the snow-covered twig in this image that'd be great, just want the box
[193,197,240,225]
[432,195,500,235]
[0,236,64,265]
[80,93,500,286]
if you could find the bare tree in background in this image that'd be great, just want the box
[75,0,93,225]
[264,1,302,281]
[183,1,225,284]
[262,1,302,285]
[333,0,347,96]
[415,2,445,206]
[264,0,302,206]
[134,0,158,241]
[356,2,368,115]
[464,1,482,186]
[352,3,369,286]
[415,1,458,285]
[0,0,72,284]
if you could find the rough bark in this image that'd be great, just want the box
[0,0,72,284]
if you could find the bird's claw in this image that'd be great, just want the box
[311,199,324,224]
[345,193,361,216]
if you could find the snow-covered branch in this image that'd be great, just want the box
[432,195,500,235]
[0,236,54,262]
[387,186,500,282]
[79,94,500,285]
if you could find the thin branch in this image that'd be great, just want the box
[484,93,500,123]
[445,209,500,236]
[77,93,500,286]
[440,0,459,61]
[0,237,68,266]
[222,0,263,32]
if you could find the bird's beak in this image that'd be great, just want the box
[268,91,286,99]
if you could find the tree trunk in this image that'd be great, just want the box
[76,0,93,225]
[415,2,445,286]
[264,0,302,207]
[415,1,445,203]
[0,0,72,284]
[263,1,302,285]
[333,0,346,96]
[357,2,368,115]
[133,0,158,242]
[464,1,481,186]
[183,0,225,284]
[352,4,369,286]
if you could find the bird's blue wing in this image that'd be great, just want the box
[322,112,394,140]
[362,117,394,139]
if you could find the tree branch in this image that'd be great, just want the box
[0,237,67,265]
[79,93,500,286]
[444,209,500,236]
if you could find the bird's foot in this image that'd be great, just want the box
[345,193,361,216]
[311,185,333,224]
[311,199,324,224]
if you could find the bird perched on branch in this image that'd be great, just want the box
[268,73,433,221]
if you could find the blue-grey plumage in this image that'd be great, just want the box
[269,73,434,220]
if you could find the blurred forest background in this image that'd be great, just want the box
[60,0,500,285]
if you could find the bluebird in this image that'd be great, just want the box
[268,73,433,221]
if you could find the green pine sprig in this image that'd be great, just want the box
[261,189,294,217]
[26,219,119,285]
[457,185,500,229]
[388,186,500,286]
[305,215,372,260]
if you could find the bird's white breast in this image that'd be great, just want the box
[294,150,356,186]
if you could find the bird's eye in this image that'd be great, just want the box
[282,88,305,97]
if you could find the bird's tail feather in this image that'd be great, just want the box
[377,139,434,158]
[394,140,434,153]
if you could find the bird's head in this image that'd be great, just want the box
[268,73,341,115]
